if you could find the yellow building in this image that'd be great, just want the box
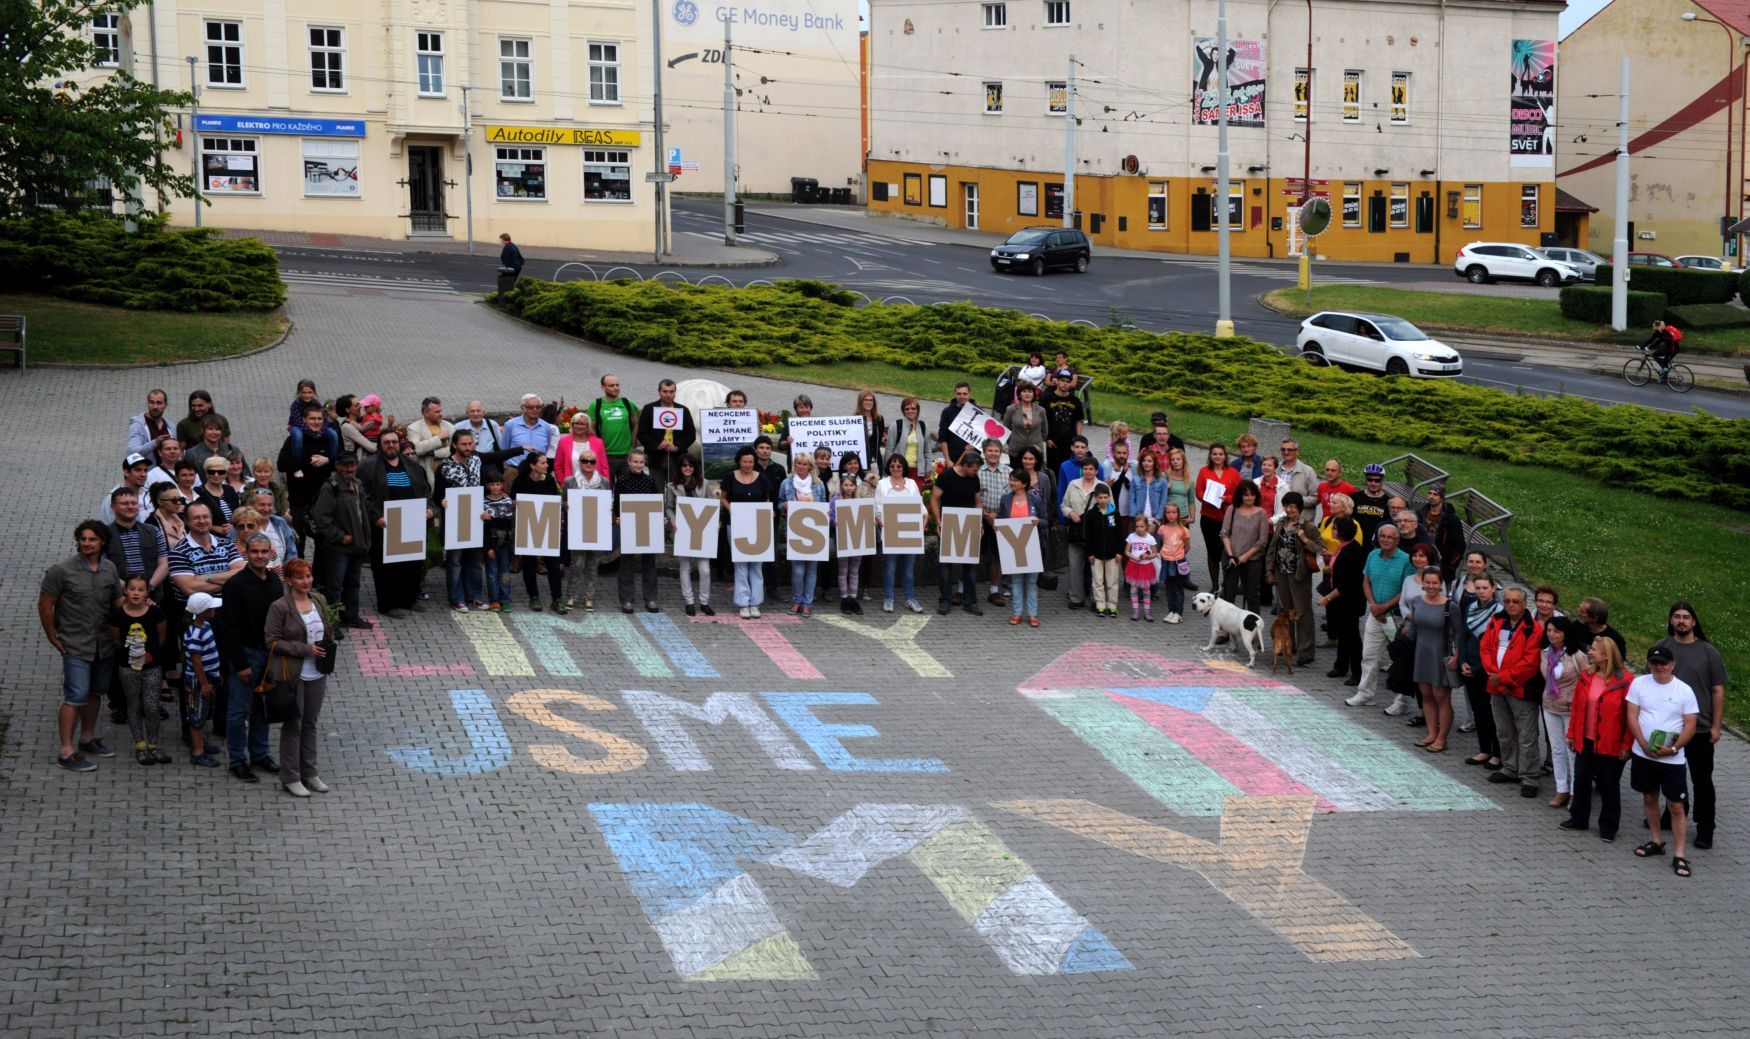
[865,0,1564,263]
[88,1,657,250]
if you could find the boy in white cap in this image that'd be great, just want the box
[182,592,224,767]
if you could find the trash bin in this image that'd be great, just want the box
[733,200,746,234]
[790,176,819,204]
[497,267,520,294]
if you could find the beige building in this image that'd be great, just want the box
[866,0,1564,263]
[1559,0,1749,262]
[79,2,859,247]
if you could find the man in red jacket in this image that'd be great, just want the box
[1481,585,1545,798]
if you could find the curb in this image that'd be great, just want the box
[25,314,295,371]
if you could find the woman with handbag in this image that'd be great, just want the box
[263,557,334,798]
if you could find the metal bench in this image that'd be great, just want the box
[0,315,23,373]
[1445,486,1522,581]
[1377,452,1448,509]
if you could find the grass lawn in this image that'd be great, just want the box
[742,358,1749,727]
[1,293,286,365]
[1262,285,1750,357]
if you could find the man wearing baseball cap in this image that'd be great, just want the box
[1626,644,1700,876]
[1042,370,1085,476]
[100,453,156,524]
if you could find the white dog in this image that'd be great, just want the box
[1192,592,1265,667]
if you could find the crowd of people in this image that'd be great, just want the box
[35,374,1726,871]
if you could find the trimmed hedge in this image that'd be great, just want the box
[0,212,285,312]
[1558,285,1666,326]
[1740,266,1750,304]
[1593,263,1737,306]
[1665,303,1750,331]
[494,278,1750,508]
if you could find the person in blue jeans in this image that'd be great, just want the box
[780,457,828,616]
[481,472,516,610]
[215,536,281,782]
[997,469,1043,626]
[876,453,923,613]
[40,521,122,772]
[930,451,985,616]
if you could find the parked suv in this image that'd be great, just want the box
[1538,246,1607,282]
[1452,242,1582,286]
[990,227,1092,275]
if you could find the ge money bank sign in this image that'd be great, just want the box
[668,0,855,47]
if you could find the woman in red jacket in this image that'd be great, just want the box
[1193,444,1241,589]
[1480,586,1545,798]
[1561,637,1635,842]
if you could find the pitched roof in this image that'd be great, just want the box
[1696,0,1750,35]
[1555,187,1598,213]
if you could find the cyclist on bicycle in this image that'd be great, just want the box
[1644,320,1683,371]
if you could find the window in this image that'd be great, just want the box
[983,3,1007,28]
[1462,184,1482,228]
[1224,180,1243,229]
[983,82,1003,114]
[589,42,620,103]
[495,146,545,199]
[1045,182,1065,219]
[309,27,345,92]
[1294,68,1312,122]
[92,14,121,67]
[1147,182,1167,229]
[1342,181,1361,228]
[417,31,445,96]
[200,137,258,193]
[1044,1,1070,26]
[1017,181,1038,216]
[903,172,923,206]
[1341,70,1362,122]
[204,21,243,87]
[1520,184,1540,228]
[1390,71,1409,124]
[499,38,532,101]
[1390,184,1409,228]
[583,149,632,201]
[303,139,360,197]
[928,174,947,208]
[1046,81,1067,115]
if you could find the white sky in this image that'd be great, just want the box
[1560,0,1612,39]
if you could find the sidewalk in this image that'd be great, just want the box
[1443,333,1750,390]
[220,226,779,268]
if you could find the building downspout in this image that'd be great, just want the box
[148,2,162,212]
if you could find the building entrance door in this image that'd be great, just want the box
[406,146,447,235]
[963,183,980,229]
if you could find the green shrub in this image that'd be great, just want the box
[1664,303,1750,331]
[1739,266,1750,304]
[1558,285,1667,326]
[495,278,1750,508]
[0,212,285,311]
[1594,263,1736,305]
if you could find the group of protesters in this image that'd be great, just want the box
[35,373,1726,871]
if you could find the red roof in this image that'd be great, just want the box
[1697,0,1750,35]
[1555,188,1598,213]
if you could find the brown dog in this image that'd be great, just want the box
[1270,609,1303,674]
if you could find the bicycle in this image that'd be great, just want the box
[1622,344,1694,393]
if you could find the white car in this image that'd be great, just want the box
[1452,241,1583,286]
[1295,312,1465,378]
[1538,246,1608,282]
[1675,255,1743,273]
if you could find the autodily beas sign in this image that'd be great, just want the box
[484,125,643,147]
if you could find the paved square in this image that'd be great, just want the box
[0,282,1742,1037]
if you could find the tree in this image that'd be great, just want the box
[0,1,195,217]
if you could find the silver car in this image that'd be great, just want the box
[1537,247,1608,282]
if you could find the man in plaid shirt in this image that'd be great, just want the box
[977,440,1012,606]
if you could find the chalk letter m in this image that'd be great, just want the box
[588,802,1132,980]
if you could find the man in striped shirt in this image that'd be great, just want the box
[169,502,245,740]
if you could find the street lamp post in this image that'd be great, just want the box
[1681,12,1738,257]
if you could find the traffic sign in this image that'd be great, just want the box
[645,172,677,183]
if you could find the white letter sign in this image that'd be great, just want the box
[444,487,483,550]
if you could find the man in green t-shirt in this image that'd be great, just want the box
[588,374,638,477]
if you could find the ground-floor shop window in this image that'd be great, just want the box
[496,147,546,199]
[202,136,259,193]
[303,139,360,197]
[583,149,631,201]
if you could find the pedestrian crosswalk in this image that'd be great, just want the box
[282,270,462,295]
[681,228,937,249]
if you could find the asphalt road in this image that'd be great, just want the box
[273,199,1750,419]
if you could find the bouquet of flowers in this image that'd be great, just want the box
[758,409,788,436]
[555,401,580,429]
